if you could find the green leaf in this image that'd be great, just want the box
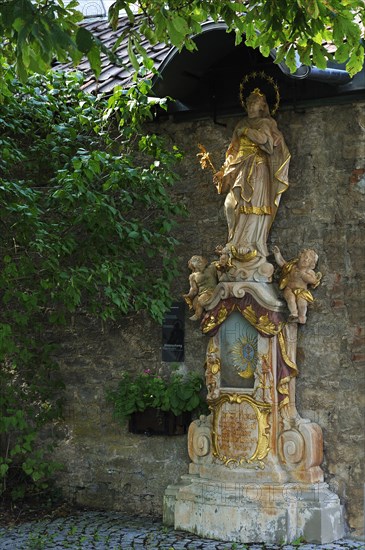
[346,44,364,77]
[21,43,31,68]
[16,55,28,82]
[312,43,328,69]
[124,3,135,24]
[259,43,271,57]
[285,45,297,73]
[297,44,312,66]
[134,42,154,71]
[0,463,9,477]
[235,29,243,46]
[166,17,185,48]
[187,393,200,410]
[13,17,26,32]
[307,0,319,19]
[154,10,167,41]
[76,27,94,54]
[127,37,140,71]
[334,42,350,64]
[87,44,102,78]
[171,15,189,36]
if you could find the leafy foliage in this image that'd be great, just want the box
[0,0,363,93]
[0,69,184,323]
[0,67,184,499]
[0,0,102,95]
[114,0,364,77]
[0,362,63,500]
[108,369,208,420]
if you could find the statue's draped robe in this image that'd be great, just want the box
[221,116,290,258]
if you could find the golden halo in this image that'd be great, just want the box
[239,71,280,116]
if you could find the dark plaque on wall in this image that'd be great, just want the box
[162,301,185,362]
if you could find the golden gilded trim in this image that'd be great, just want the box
[279,258,298,290]
[238,137,261,155]
[230,333,257,379]
[237,138,266,165]
[202,306,229,334]
[278,375,290,392]
[237,365,254,378]
[242,305,283,336]
[240,204,273,215]
[253,349,272,403]
[211,363,220,375]
[197,143,216,173]
[277,375,290,408]
[210,363,220,375]
[252,87,264,97]
[242,304,257,326]
[278,332,298,374]
[278,396,289,409]
[273,154,291,207]
[293,288,314,303]
[207,339,218,354]
[230,246,258,262]
[183,294,193,310]
[211,393,271,467]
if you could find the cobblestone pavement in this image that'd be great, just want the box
[0,512,363,550]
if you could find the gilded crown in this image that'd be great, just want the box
[251,87,264,97]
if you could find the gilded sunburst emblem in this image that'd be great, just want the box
[229,335,258,378]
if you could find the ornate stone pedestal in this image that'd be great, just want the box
[165,479,344,544]
[168,83,344,543]
[163,282,344,544]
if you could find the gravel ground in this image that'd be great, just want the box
[0,511,364,550]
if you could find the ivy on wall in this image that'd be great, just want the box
[0,68,185,500]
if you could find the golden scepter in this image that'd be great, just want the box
[197,144,223,194]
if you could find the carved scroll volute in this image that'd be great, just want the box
[188,415,213,465]
[278,422,324,483]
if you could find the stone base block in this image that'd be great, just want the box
[163,479,193,527]
[163,477,344,544]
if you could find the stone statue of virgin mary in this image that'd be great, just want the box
[214,86,290,264]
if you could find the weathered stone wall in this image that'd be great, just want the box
[51,100,365,538]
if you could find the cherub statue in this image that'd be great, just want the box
[183,255,218,321]
[273,246,322,324]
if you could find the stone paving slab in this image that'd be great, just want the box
[0,512,363,550]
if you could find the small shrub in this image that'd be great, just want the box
[108,369,208,421]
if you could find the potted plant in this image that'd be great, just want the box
[108,369,208,435]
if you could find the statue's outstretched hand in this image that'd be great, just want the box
[213,171,223,184]
[272,245,285,267]
[213,170,224,194]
